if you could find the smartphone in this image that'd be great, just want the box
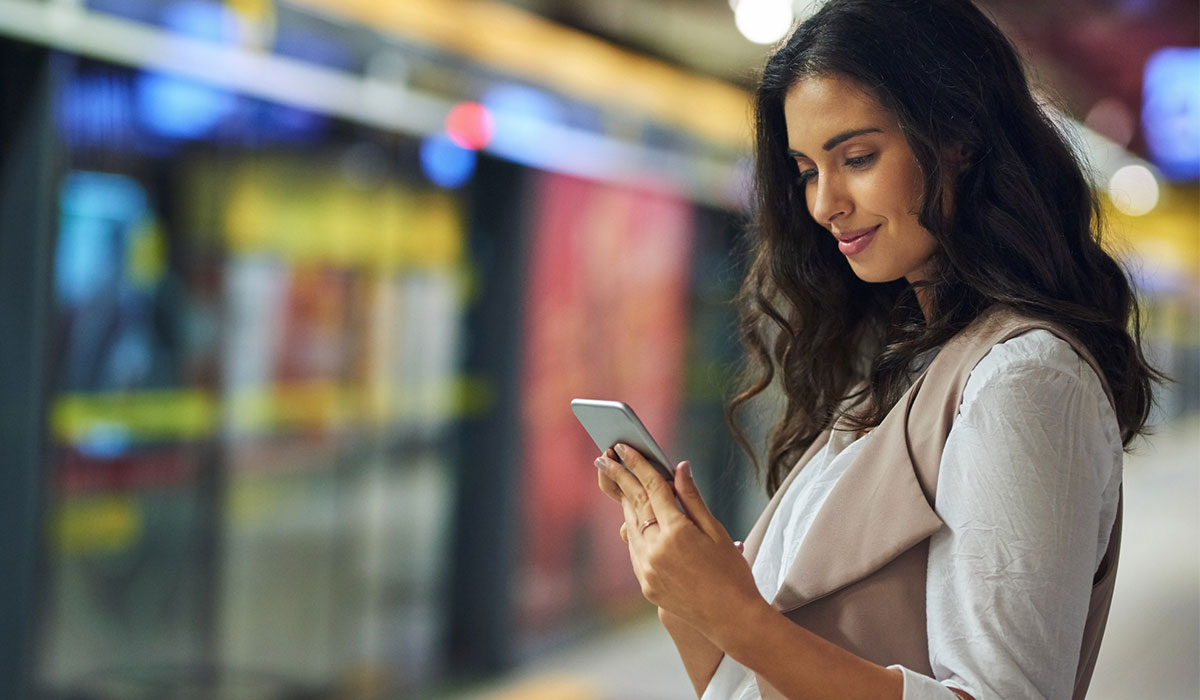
[570,398,674,481]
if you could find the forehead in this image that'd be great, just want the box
[783,76,894,151]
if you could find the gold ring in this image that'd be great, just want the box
[639,518,658,535]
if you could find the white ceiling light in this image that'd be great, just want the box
[735,0,793,45]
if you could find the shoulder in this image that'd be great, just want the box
[964,328,1094,396]
[958,329,1120,447]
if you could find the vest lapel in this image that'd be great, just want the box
[750,375,945,614]
[741,374,948,698]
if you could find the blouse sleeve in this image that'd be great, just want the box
[895,330,1123,700]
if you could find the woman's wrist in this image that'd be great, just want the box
[705,593,778,659]
[658,593,771,654]
[658,606,689,631]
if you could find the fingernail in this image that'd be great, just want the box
[594,457,605,469]
[679,461,691,479]
[614,443,628,457]
[734,541,744,553]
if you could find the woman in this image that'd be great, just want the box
[593,1,1160,699]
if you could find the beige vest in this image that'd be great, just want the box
[742,307,1121,699]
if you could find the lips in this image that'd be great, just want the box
[835,225,879,256]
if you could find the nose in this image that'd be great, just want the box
[807,174,851,226]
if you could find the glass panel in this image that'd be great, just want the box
[39,57,465,698]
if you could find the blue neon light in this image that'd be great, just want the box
[56,171,149,306]
[1142,47,1200,181]
[134,1,238,139]
[420,133,477,188]
[135,72,235,139]
[56,72,136,149]
[482,84,565,154]
[160,0,240,42]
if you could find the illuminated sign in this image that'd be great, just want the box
[1142,47,1200,181]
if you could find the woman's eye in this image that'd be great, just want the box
[845,153,877,169]
[796,168,817,185]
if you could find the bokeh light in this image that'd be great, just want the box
[136,72,234,139]
[1142,47,1200,181]
[482,84,564,156]
[135,0,238,139]
[1085,97,1136,147]
[1108,164,1160,216]
[445,102,494,151]
[420,133,477,188]
[734,0,793,45]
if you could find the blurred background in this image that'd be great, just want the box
[0,1,1195,699]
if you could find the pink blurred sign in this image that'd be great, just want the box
[518,172,695,633]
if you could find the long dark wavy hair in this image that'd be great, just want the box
[729,0,1163,494]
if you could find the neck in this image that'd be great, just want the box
[905,261,936,323]
[915,286,934,324]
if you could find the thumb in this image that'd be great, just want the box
[674,462,729,542]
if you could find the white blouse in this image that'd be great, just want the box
[702,329,1124,700]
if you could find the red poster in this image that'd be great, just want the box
[519,173,695,633]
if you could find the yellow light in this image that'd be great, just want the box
[52,389,217,443]
[55,496,142,554]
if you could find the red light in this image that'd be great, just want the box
[445,102,494,151]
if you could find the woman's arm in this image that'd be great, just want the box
[658,607,725,697]
[713,595,907,700]
[917,332,1122,699]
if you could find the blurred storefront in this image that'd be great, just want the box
[0,1,1195,700]
[0,2,750,698]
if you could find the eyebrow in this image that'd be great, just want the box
[788,127,883,159]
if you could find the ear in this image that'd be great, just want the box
[936,144,970,219]
[937,143,972,197]
[942,142,971,169]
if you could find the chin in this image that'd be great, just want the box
[847,264,904,285]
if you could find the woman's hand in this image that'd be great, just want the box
[595,445,911,700]
[594,444,764,641]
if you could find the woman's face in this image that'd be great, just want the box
[783,75,938,284]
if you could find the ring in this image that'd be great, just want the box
[639,518,659,535]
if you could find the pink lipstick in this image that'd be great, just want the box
[836,226,878,256]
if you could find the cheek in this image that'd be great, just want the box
[852,167,913,218]
[878,154,926,217]
[901,164,927,215]
[905,178,926,216]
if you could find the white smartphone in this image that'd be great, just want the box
[570,398,674,481]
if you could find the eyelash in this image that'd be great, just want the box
[795,153,878,185]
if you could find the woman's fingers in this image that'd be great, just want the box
[673,462,730,543]
[613,444,683,524]
[596,451,654,516]
[620,496,643,541]
[597,468,623,503]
